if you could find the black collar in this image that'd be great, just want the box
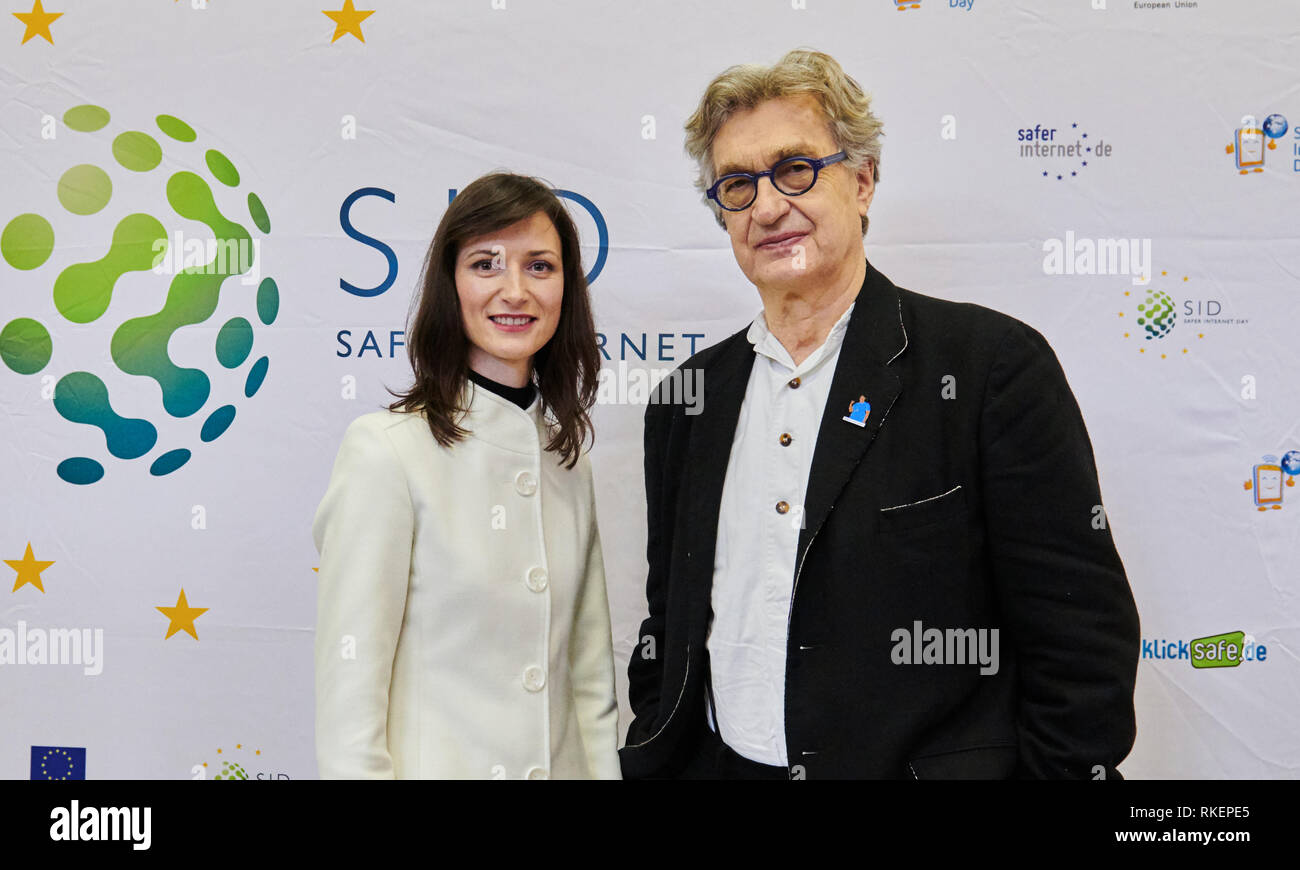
[466,369,537,411]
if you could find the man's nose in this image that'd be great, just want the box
[750,175,789,225]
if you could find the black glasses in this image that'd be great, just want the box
[706,150,848,211]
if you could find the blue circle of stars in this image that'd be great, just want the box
[1042,122,1090,180]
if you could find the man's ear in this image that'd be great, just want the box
[856,160,876,218]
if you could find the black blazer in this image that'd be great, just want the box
[620,257,1140,779]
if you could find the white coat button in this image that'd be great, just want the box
[522,665,546,692]
[525,566,549,592]
[514,470,537,496]
[526,767,548,780]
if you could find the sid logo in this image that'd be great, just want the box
[0,104,279,485]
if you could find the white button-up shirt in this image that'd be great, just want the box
[707,300,856,766]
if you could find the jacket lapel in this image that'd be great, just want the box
[681,329,755,639]
[796,259,908,562]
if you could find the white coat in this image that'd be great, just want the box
[312,382,621,779]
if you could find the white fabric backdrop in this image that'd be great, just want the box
[2,0,1297,779]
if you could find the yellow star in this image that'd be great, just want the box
[323,0,374,43]
[157,588,209,640]
[13,0,61,45]
[6,542,54,592]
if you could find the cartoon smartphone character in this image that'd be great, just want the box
[1229,116,1266,173]
[1251,463,1283,509]
[1235,127,1264,170]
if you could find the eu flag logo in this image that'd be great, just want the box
[31,746,86,780]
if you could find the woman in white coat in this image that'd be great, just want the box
[312,172,619,779]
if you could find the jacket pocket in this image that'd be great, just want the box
[879,484,965,532]
[624,642,691,750]
[907,742,1018,779]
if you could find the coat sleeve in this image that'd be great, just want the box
[568,455,622,779]
[979,320,1140,779]
[312,414,414,779]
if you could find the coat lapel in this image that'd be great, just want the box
[680,329,755,639]
[797,259,907,562]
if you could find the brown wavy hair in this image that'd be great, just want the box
[386,172,600,469]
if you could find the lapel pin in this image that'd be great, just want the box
[842,394,871,428]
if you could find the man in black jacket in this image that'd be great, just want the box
[620,49,1140,779]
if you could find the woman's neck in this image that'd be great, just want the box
[467,368,536,411]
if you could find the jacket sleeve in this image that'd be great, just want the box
[624,399,671,745]
[979,321,1140,779]
[568,456,622,779]
[311,414,413,779]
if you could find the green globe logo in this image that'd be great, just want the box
[0,104,278,485]
[1136,287,1176,340]
[214,761,249,780]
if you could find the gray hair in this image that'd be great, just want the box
[683,48,884,234]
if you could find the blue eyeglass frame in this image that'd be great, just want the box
[706,150,849,211]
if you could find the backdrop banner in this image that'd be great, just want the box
[2,0,1297,780]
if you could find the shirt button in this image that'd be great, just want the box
[522,665,546,692]
[779,432,792,446]
[525,566,549,592]
[775,500,790,515]
[788,377,801,389]
[526,767,549,780]
[514,470,537,496]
